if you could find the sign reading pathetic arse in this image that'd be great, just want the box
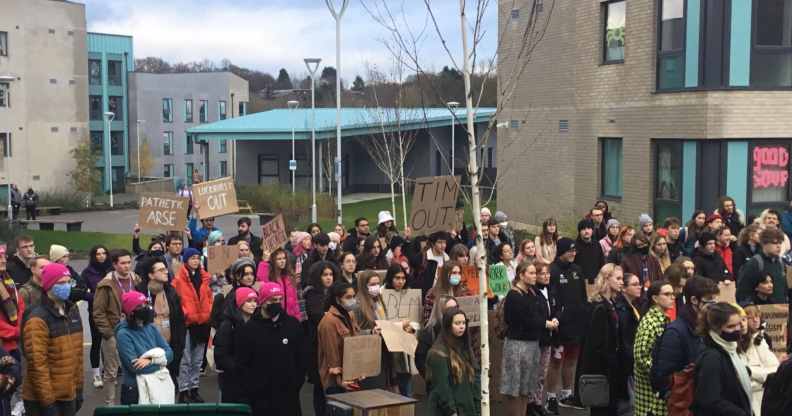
[138,193,189,232]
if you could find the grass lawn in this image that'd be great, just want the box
[27,230,152,259]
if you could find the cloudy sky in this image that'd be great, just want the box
[78,0,498,80]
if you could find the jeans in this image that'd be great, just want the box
[24,206,35,221]
[24,400,76,416]
[178,331,205,392]
[397,373,413,397]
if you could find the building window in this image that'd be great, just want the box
[219,140,227,154]
[108,60,122,86]
[185,163,195,185]
[603,1,626,63]
[90,131,103,154]
[258,155,279,184]
[186,135,194,155]
[0,82,9,108]
[199,100,208,123]
[750,143,790,204]
[108,96,122,121]
[600,138,623,198]
[163,164,173,178]
[89,95,102,120]
[657,0,685,90]
[0,133,11,157]
[218,101,227,120]
[219,161,228,177]
[163,131,173,155]
[239,101,247,116]
[752,0,792,87]
[89,59,102,85]
[162,98,173,123]
[111,131,123,155]
[0,31,7,57]
[184,99,193,123]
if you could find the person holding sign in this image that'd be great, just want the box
[304,261,340,416]
[187,214,221,251]
[382,264,420,397]
[425,307,480,416]
[318,281,362,394]
[353,270,399,390]
[739,304,780,416]
[423,261,472,323]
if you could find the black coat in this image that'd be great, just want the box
[732,243,758,276]
[653,307,702,397]
[574,238,605,283]
[549,260,589,344]
[213,306,248,403]
[535,284,557,347]
[303,285,327,384]
[691,337,752,416]
[6,255,30,286]
[693,248,731,282]
[577,298,627,402]
[503,287,546,341]
[613,294,639,379]
[301,249,337,288]
[236,312,305,416]
[134,282,186,382]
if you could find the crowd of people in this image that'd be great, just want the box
[1,197,792,415]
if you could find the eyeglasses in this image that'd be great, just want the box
[660,292,676,297]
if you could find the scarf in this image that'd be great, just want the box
[709,330,752,405]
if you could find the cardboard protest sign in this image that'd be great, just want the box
[343,335,382,381]
[261,214,288,254]
[758,304,789,360]
[488,264,511,299]
[375,320,418,356]
[457,296,481,327]
[192,177,239,219]
[381,289,423,325]
[408,176,460,237]
[138,193,189,232]
[718,281,736,304]
[206,245,239,275]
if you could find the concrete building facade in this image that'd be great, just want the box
[0,0,88,195]
[498,0,792,230]
[129,72,249,188]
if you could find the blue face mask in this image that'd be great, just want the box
[51,283,72,302]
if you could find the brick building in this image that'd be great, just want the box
[498,0,792,230]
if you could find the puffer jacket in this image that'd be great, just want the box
[22,297,83,406]
[0,273,24,352]
[93,272,141,340]
[172,265,213,326]
[256,261,301,321]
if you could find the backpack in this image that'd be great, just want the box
[762,356,792,415]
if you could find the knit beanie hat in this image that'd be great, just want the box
[49,245,69,262]
[698,231,717,246]
[258,282,284,304]
[639,213,653,227]
[606,219,621,229]
[230,257,256,277]
[493,211,508,224]
[207,230,224,246]
[327,232,341,244]
[235,287,258,308]
[578,219,595,231]
[121,291,147,316]
[182,247,201,264]
[41,263,71,292]
[706,213,722,224]
[290,231,311,248]
[556,238,576,258]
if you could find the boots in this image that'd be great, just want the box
[189,388,205,403]
[178,391,192,403]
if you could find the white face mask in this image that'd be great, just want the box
[368,285,381,297]
[329,242,337,251]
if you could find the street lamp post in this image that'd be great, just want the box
[447,101,459,176]
[304,58,322,224]
[287,100,300,195]
[103,111,115,208]
[136,120,145,183]
[1,75,15,224]
[326,0,349,224]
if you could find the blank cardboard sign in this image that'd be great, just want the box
[138,193,189,232]
[192,177,239,219]
[207,245,240,275]
[408,176,460,237]
[343,335,382,381]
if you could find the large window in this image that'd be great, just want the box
[89,59,102,85]
[184,99,193,123]
[600,138,623,198]
[108,60,122,86]
[218,101,227,120]
[258,155,279,184]
[219,140,227,154]
[658,0,685,89]
[110,131,123,155]
[219,161,228,177]
[751,143,790,204]
[163,164,173,178]
[199,100,208,123]
[162,98,173,123]
[0,31,8,57]
[89,95,102,120]
[163,131,173,155]
[90,131,103,154]
[108,96,122,121]
[0,83,8,108]
[603,1,626,63]
[239,101,247,116]
[186,134,194,155]
[752,0,792,87]
[185,163,195,185]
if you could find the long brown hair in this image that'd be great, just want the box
[432,261,462,298]
[268,248,294,283]
[355,270,383,328]
[540,218,559,246]
[615,225,635,250]
[427,307,477,384]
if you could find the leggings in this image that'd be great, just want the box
[89,307,102,368]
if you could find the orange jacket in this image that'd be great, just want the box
[172,265,213,327]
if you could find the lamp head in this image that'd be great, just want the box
[0,75,15,82]
[287,100,299,109]
[447,101,460,109]
[103,112,115,121]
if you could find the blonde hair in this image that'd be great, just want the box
[590,263,622,302]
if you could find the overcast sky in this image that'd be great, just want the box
[78,0,498,81]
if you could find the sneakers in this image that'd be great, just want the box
[559,396,584,410]
[546,397,559,415]
[92,374,104,389]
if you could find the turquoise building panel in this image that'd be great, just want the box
[685,0,701,88]
[682,141,697,221]
[726,141,749,214]
[729,0,751,87]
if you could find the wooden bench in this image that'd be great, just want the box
[20,219,84,232]
[0,206,63,218]
[237,199,255,214]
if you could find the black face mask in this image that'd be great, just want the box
[265,303,283,317]
[133,306,155,325]
[637,246,650,255]
[720,330,741,342]
[150,250,165,258]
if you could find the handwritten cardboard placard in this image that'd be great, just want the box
[758,304,789,360]
[381,289,423,325]
[375,320,418,356]
[207,245,239,275]
[343,335,382,381]
[718,281,736,304]
[261,214,288,255]
[457,296,481,327]
[138,193,189,232]
[192,177,239,219]
[488,264,510,299]
[408,176,460,237]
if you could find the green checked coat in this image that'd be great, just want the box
[633,305,669,416]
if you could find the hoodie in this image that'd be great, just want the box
[574,237,605,283]
[549,259,588,344]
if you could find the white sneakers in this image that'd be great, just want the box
[93,374,104,388]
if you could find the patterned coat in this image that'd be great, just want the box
[633,306,669,416]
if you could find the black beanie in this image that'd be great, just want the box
[698,231,716,247]
[578,219,595,231]
[556,238,576,258]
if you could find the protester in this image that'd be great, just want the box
[606,225,636,265]
[717,227,735,275]
[383,263,420,397]
[0,244,22,416]
[302,233,337,283]
[19,256,48,313]
[683,210,708,257]
[737,228,787,303]
[663,260,687,321]
[227,217,263,260]
[334,224,348,244]
[236,282,304,415]
[599,219,621,258]
[115,291,174,404]
[756,209,791,253]
[213,287,257,403]
[621,233,662,287]
[416,295,458,377]
[376,211,398,248]
[484,220,510,265]
[211,257,256,329]
[357,236,389,271]
[530,262,557,415]
[574,219,605,283]
[717,196,745,237]
[740,304,780,416]
[517,239,538,265]
[663,217,684,261]
[493,243,518,283]
[318,281,361,394]
[304,261,340,414]
[172,247,212,403]
[290,231,312,275]
[693,232,731,282]
[501,261,557,415]
[7,236,35,286]
[22,188,38,221]
[257,248,301,320]
[82,245,112,388]
[633,280,673,416]
[48,245,88,303]
[163,235,184,277]
[733,223,761,276]
[691,302,752,416]
[638,213,654,239]
[535,218,559,266]
[424,261,471,323]
[385,236,410,274]
[782,200,792,242]
[342,217,371,253]
[589,207,607,242]
[425,307,480,416]
[22,262,83,416]
[613,272,642,414]
[187,215,220,250]
[0,344,19,416]
[339,252,358,287]
[650,234,672,273]
[749,275,775,305]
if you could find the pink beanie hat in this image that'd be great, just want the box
[258,282,283,304]
[122,291,147,316]
[41,263,71,292]
[235,287,258,308]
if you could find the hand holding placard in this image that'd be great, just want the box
[408,176,460,237]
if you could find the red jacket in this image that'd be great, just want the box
[0,273,24,352]
[718,245,734,276]
[173,265,213,326]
